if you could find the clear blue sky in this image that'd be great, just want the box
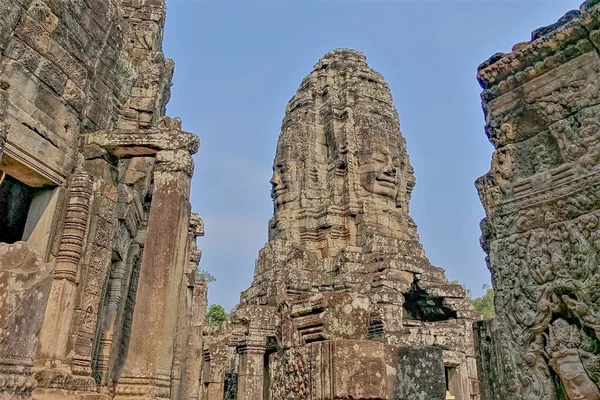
[163,0,583,311]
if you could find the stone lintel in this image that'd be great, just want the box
[86,127,199,158]
[0,152,56,187]
[155,150,195,176]
[115,375,171,399]
[237,339,266,355]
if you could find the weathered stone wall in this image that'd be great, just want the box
[476,1,600,398]
[0,243,53,398]
[0,1,204,399]
[0,0,133,185]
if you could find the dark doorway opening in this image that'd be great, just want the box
[0,173,37,243]
[403,283,457,322]
[445,366,457,399]
[223,372,238,400]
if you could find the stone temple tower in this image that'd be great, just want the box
[202,49,480,400]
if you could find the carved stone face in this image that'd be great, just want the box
[359,145,399,200]
[554,353,600,400]
[270,159,300,208]
[548,319,600,400]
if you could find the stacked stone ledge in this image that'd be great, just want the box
[475,1,600,399]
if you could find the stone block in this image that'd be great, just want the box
[0,242,53,397]
[270,340,401,399]
[396,346,446,400]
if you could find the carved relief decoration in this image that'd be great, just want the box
[476,3,600,399]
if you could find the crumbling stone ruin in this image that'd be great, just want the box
[0,0,207,399]
[202,49,480,400]
[475,1,600,399]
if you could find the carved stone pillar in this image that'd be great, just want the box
[182,281,207,400]
[180,214,205,400]
[94,258,128,386]
[112,242,144,386]
[171,270,194,399]
[201,346,226,400]
[0,84,8,161]
[115,149,194,399]
[69,178,118,385]
[37,171,93,363]
[237,337,266,400]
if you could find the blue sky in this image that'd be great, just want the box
[163,0,583,310]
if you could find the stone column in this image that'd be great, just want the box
[181,214,206,399]
[201,343,229,400]
[69,177,118,388]
[37,170,93,363]
[203,374,224,400]
[0,83,8,161]
[237,337,266,400]
[182,281,208,400]
[95,258,128,386]
[171,271,194,399]
[115,149,194,399]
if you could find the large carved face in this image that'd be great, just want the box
[270,159,300,208]
[554,353,600,400]
[548,319,600,400]
[359,144,400,200]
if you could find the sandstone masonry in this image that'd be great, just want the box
[201,49,480,400]
[0,1,487,399]
[476,1,600,399]
[0,1,206,399]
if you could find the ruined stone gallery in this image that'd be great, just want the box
[1,0,600,399]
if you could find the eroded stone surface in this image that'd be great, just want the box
[396,347,446,400]
[0,0,203,399]
[0,242,52,398]
[476,2,600,399]
[203,49,480,400]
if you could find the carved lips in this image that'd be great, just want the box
[270,161,299,208]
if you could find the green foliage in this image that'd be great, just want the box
[470,284,496,320]
[196,267,216,283]
[207,304,229,326]
[449,280,495,319]
[449,280,472,299]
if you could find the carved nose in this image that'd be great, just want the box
[270,171,284,187]
[270,173,283,199]
[384,160,396,176]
